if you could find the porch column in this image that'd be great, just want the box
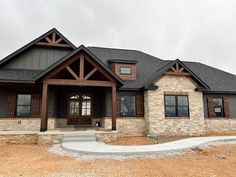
[111,85,116,130]
[40,83,49,132]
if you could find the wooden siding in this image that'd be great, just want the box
[0,89,8,117]
[203,94,236,118]
[110,63,137,80]
[2,46,71,70]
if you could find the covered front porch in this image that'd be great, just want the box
[37,46,122,132]
[42,85,116,131]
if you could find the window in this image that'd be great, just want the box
[82,95,91,116]
[69,95,80,116]
[120,96,136,116]
[165,95,189,117]
[213,98,224,117]
[120,66,131,75]
[16,94,31,117]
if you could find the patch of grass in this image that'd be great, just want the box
[148,135,171,143]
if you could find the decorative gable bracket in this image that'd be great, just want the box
[144,59,210,90]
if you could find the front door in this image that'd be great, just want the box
[67,93,92,125]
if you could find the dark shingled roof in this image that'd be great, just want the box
[87,47,169,89]
[0,69,40,83]
[87,47,236,92]
[0,45,236,93]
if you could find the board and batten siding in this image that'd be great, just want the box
[2,46,71,70]
[0,89,8,117]
[203,94,236,118]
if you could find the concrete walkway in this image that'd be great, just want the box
[61,132,236,155]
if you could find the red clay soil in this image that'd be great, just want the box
[109,136,191,145]
[0,144,236,177]
[110,133,236,146]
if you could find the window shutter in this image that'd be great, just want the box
[223,97,230,118]
[207,97,215,118]
[7,93,16,117]
[136,94,144,117]
[31,94,41,117]
[116,95,120,116]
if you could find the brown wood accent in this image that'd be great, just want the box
[52,33,56,43]
[84,68,97,80]
[7,93,16,117]
[165,72,191,76]
[166,63,191,76]
[66,66,79,80]
[35,32,71,48]
[67,93,93,125]
[43,53,115,83]
[112,86,117,130]
[164,91,188,96]
[36,42,71,48]
[79,55,84,79]
[55,38,63,44]
[223,97,230,118]
[31,94,41,117]
[45,79,115,87]
[116,95,120,116]
[110,63,136,80]
[85,55,114,81]
[136,94,144,117]
[45,37,52,43]
[40,84,49,131]
[207,97,216,118]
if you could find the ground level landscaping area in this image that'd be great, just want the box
[0,144,235,177]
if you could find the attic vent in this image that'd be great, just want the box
[35,32,71,48]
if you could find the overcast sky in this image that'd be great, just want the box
[0,0,236,74]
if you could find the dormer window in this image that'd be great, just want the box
[120,66,132,75]
[108,59,137,81]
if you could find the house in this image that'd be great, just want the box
[0,28,235,136]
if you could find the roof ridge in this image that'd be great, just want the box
[88,46,164,61]
[87,46,141,52]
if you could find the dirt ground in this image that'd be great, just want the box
[0,144,236,177]
[109,133,236,146]
[109,136,191,145]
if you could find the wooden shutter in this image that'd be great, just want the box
[223,97,230,118]
[207,97,215,118]
[7,93,17,117]
[31,94,41,117]
[136,94,144,117]
[116,95,120,116]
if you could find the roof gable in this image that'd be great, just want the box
[33,45,124,85]
[0,28,76,67]
[145,59,210,90]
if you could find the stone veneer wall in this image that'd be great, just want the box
[205,118,236,133]
[145,75,205,136]
[0,133,63,145]
[0,118,41,131]
[0,118,67,131]
[101,117,147,136]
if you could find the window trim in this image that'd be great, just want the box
[16,94,32,118]
[120,95,136,117]
[120,66,132,75]
[164,95,190,118]
[211,97,225,118]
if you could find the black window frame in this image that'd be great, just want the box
[120,95,136,117]
[16,94,32,118]
[120,66,132,75]
[164,95,189,118]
